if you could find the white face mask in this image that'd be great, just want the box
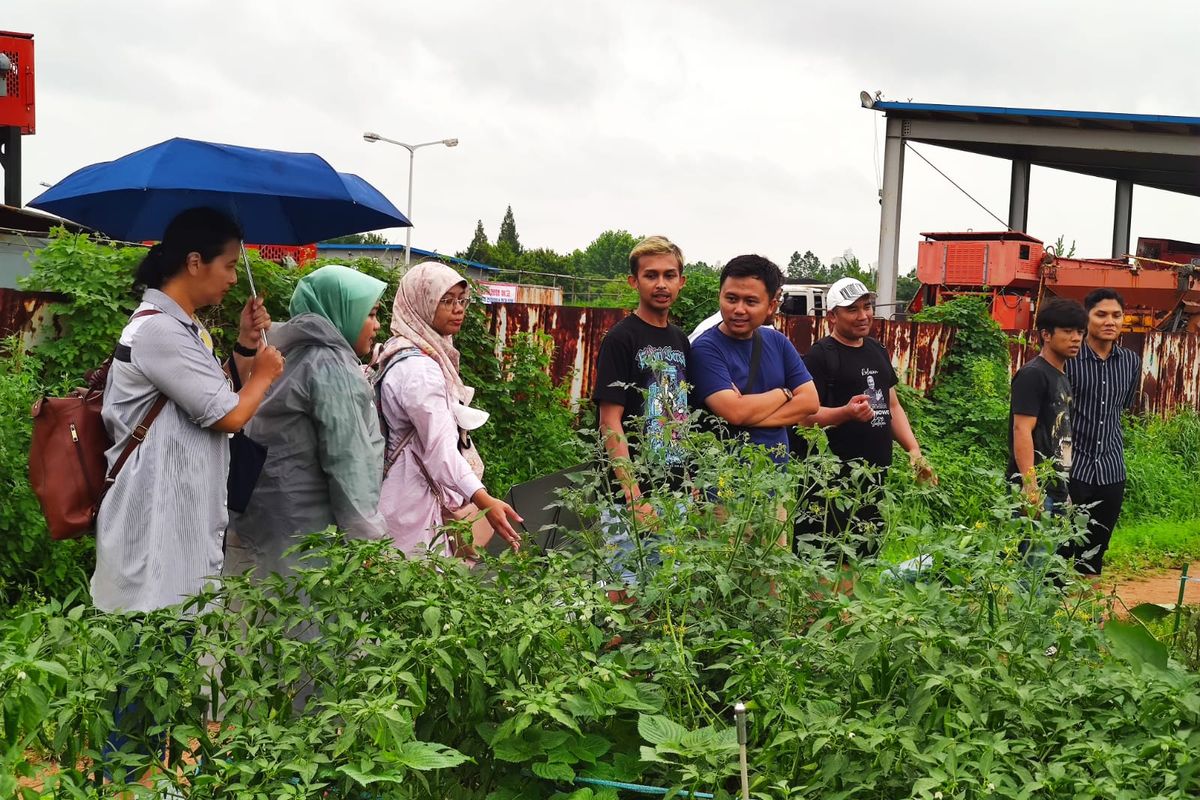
[453,403,490,431]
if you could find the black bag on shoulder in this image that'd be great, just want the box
[226,358,268,513]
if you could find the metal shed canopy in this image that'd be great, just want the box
[865,98,1200,316]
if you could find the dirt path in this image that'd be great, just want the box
[1108,561,1200,613]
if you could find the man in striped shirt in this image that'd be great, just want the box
[1064,288,1141,576]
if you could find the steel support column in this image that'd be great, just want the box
[0,127,20,207]
[1008,159,1030,232]
[1112,180,1133,258]
[875,116,905,318]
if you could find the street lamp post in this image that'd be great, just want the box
[362,132,459,266]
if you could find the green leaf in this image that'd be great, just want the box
[493,735,542,763]
[1129,603,1173,623]
[422,606,442,634]
[639,745,669,764]
[31,659,69,679]
[545,705,581,734]
[570,733,613,763]
[638,714,688,746]
[1105,620,1169,671]
[395,740,471,771]
[531,760,576,782]
[853,641,879,670]
[337,764,404,786]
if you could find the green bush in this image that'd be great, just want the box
[457,301,584,497]
[670,267,720,333]
[4,434,1199,799]
[1123,410,1200,523]
[17,234,145,385]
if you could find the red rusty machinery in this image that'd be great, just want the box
[910,231,1200,334]
[912,231,1041,330]
[249,243,318,266]
[0,31,34,207]
[0,31,34,134]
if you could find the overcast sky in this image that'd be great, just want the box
[8,1,1200,272]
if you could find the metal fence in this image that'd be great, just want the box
[1010,331,1200,416]
[490,303,1200,416]
[485,304,956,406]
[2,288,1195,416]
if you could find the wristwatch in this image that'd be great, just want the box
[780,387,794,401]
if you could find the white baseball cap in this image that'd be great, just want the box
[826,277,875,309]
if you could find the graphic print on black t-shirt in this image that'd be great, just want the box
[638,343,688,465]
[592,315,690,467]
[1007,355,1073,500]
[802,337,899,468]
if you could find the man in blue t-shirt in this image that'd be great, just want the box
[690,255,818,462]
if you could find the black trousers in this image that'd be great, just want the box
[1064,478,1126,576]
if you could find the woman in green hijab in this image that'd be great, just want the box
[228,264,388,578]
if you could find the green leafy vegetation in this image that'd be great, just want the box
[5,233,1200,798]
[5,434,1200,798]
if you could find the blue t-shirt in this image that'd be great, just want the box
[690,325,813,458]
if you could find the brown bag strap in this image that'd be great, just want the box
[95,307,169,502]
[90,393,168,524]
[106,394,169,485]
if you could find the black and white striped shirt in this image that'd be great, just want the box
[1064,340,1140,485]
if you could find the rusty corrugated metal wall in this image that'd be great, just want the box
[0,287,64,348]
[4,289,1194,416]
[1011,331,1200,415]
[486,304,956,404]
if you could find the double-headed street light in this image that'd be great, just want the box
[362,131,459,266]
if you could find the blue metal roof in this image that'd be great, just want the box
[871,101,1200,131]
[316,242,499,272]
[869,100,1200,197]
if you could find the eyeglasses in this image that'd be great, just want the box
[438,295,472,309]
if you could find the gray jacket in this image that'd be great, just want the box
[231,313,385,577]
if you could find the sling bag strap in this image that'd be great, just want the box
[376,348,426,478]
[104,394,169,485]
[97,309,169,503]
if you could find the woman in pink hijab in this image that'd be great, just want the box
[375,262,522,558]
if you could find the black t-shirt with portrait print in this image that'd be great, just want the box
[592,313,690,489]
[802,336,899,468]
[1007,355,1073,501]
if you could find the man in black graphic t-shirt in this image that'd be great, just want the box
[592,236,690,584]
[798,277,935,559]
[1009,298,1085,513]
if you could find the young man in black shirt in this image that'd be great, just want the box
[1009,298,1086,515]
[592,236,689,583]
[799,277,934,558]
[1064,288,1141,576]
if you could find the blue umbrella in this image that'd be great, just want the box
[28,137,411,245]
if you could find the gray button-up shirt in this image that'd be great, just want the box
[91,289,239,613]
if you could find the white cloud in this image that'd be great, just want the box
[7,0,1200,274]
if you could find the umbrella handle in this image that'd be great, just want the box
[239,242,268,347]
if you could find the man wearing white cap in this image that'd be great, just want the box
[797,277,935,560]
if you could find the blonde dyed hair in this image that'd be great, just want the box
[628,235,684,276]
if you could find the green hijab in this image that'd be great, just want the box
[289,264,387,347]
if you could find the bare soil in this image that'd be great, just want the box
[1106,561,1200,615]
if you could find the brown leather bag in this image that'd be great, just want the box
[28,309,168,540]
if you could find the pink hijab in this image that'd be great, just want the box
[377,261,474,405]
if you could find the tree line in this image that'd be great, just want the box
[326,206,921,305]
